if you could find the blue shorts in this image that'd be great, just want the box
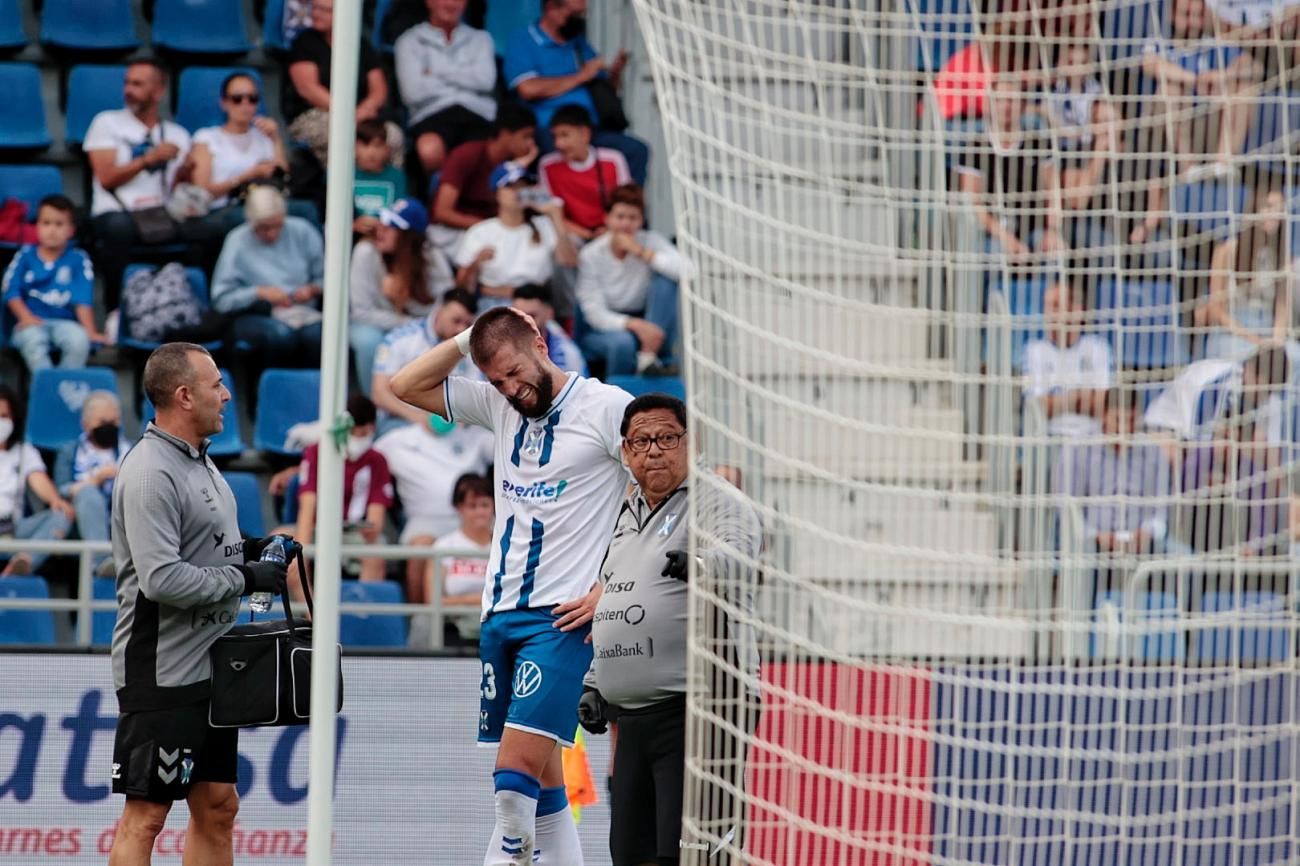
[478,609,593,748]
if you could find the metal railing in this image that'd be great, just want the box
[0,539,484,650]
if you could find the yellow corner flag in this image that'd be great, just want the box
[563,726,599,821]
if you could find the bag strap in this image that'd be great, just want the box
[275,547,314,632]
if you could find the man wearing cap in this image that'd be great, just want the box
[349,197,455,396]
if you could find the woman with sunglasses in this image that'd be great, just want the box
[191,74,288,214]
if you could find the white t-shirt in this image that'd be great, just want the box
[443,373,633,617]
[0,443,46,523]
[373,423,493,540]
[454,217,557,289]
[1021,335,1113,437]
[1144,359,1287,443]
[431,529,491,598]
[193,125,277,207]
[84,110,192,216]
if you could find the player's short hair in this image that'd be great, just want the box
[606,183,645,215]
[347,393,377,427]
[549,104,593,131]
[512,283,553,307]
[493,102,537,135]
[452,473,493,506]
[37,194,76,223]
[469,307,540,367]
[620,393,687,437]
[143,342,212,410]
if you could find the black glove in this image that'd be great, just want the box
[237,560,288,596]
[662,549,690,582]
[577,687,608,735]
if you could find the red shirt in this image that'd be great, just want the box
[926,42,988,120]
[538,148,631,231]
[298,443,394,524]
[437,139,499,222]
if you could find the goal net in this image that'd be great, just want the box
[630,0,1300,862]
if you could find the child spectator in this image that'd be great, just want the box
[453,162,577,308]
[1020,280,1113,436]
[394,0,498,177]
[53,391,129,575]
[353,119,409,238]
[1047,44,1112,154]
[575,184,687,377]
[421,472,494,646]
[512,283,586,374]
[430,104,538,256]
[2,195,106,372]
[350,198,450,394]
[538,105,632,241]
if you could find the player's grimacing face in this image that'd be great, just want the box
[483,343,554,417]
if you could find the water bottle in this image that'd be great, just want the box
[249,535,288,614]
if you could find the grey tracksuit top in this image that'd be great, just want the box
[110,423,250,712]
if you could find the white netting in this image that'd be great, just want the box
[631,0,1300,862]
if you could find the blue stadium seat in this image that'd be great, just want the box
[254,369,320,456]
[605,374,686,400]
[152,0,251,56]
[1246,90,1300,156]
[224,471,267,538]
[1090,591,1183,661]
[141,364,246,457]
[373,0,396,52]
[909,0,972,72]
[92,576,116,645]
[1193,592,1290,663]
[280,470,300,524]
[1174,179,1247,245]
[41,0,139,53]
[65,65,128,148]
[0,164,62,246]
[26,367,119,452]
[0,0,25,54]
[0,576,56,645]
[994,278,1048,370]
[0,64,51,150]
[262,0,290,52]
[176,67,264,133]
[339,581,407,647]
[1094,278,1185,369]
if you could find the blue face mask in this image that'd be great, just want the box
[428,414,455,436]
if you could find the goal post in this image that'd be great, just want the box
[631,0,1300,862]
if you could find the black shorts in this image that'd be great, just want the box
[112,700,239,803]
[609,695,687,866]
[409,105,493,153]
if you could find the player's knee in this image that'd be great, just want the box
[192,784,239,832]
[119,799,170,841]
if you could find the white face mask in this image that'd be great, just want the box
[0,417,12,445]
[345,434,374,461]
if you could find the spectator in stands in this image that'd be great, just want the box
[924,17,1040,120]
[85,59,193,306]
[1045,44,1115,155]
[430,104,538,255]
[350,198,451,395]
[290,394,392,594]
[353,119,408,238]
[505,0,650,185]
[1054,389,1174,557]
[374,406,492,605]
[1141,0,1263,174]
[955,78,1064,259]
[54,391,129,575]
[211,186,324,368]
[286,0,402,169]
[539,105,632,242]
[512,283,586,374]
[3,195,106,373]
[1198,179,1290,361]
[1146,345,1292,443]
[395,0,498,179]
[0,385,73,577]
[190,73,290,232]
[1021,279,1113,436]
[421,472,494,647]
[453,162,577,309]
[576,184,686,377]
[371,288,478,433]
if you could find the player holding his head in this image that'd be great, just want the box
[391,306,632,865]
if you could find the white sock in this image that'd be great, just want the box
[534,787,583,866]
[636,350,657,373]
[484,770,540,866]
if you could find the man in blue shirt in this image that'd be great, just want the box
[504,0,649,185]
[2,194,105,373]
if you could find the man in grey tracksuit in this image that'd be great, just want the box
[579,394,761,866]
[108,343,290,866]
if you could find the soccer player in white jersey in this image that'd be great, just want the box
[391,306,632,866]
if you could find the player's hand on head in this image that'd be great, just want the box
[577,688,608,735]
[506,306,543,339]
[553,582,602,632]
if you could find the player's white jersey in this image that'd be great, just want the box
[443,372,632,617]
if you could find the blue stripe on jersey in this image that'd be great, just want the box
[491,515,515,608]
[509,417,527,467]
[538,410,561,468]
[516,518,545,609]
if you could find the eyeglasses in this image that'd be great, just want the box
[625,431,686,453]
[227,93,260,105]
